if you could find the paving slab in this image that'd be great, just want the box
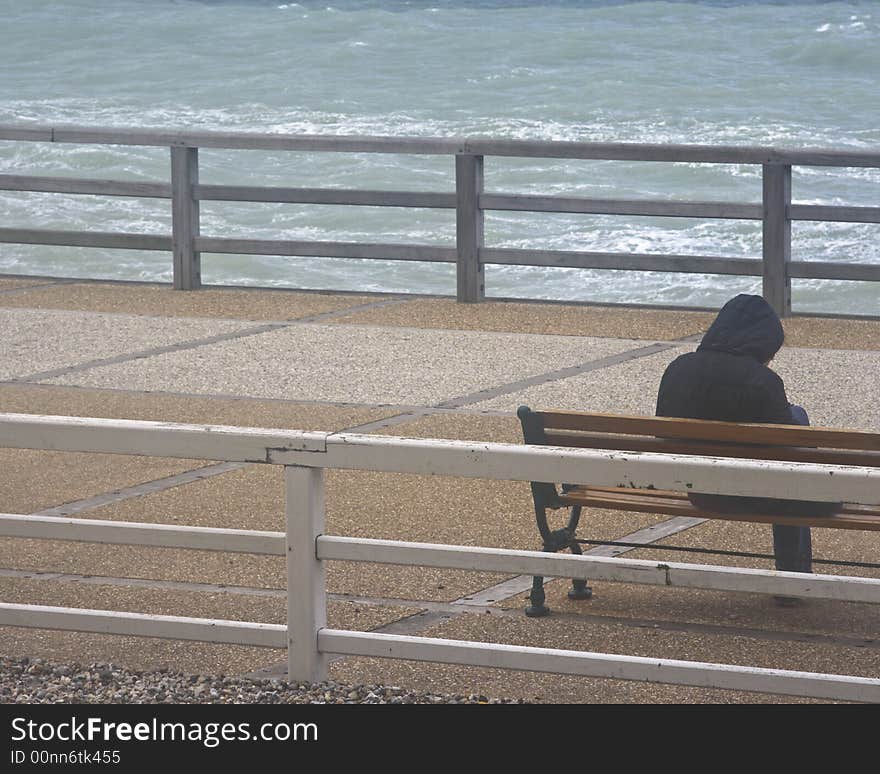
[498,549,880,637]
[327,609,877,703]
[619,518,880,582]
[41,326,642,406]
[0,577,414,676]
[0,538,288,596]
[0,308,253,381]
[783,316,880,351]
[772,347,880,431]
[0,281,394,321]
[1,463,517,602]
[0,450,206,514]
[331,298,880,351]
[472,344,682,415]
[472,343,880,432]
[328,297,716,340]
[0,383,394,431]
[0,385,395,515]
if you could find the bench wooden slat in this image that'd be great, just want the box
[558,486,880,531]
[571,485,875,517]
[535,410,880,451]
[543,430,880,467]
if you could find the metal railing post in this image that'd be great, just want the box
[455,153,485,302]
[762,163,792,317]
[285,464,328,683]
[171,146,201,290]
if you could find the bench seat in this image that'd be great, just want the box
[559,485,880,531]
[518,405,880,616]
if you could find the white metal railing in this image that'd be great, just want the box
[2,124,880,315]
[1,411,879,702]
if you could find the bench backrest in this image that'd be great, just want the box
[517,405,880,469]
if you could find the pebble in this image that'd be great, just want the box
[0,656,523,705]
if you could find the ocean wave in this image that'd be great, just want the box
[2,0,879,314]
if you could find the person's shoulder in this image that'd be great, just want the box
[756,362,785,388]
[662,350,700,370]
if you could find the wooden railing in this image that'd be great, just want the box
[2,124,880,315]
[1,412,880,701]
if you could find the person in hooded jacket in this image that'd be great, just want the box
[655,294,841,580]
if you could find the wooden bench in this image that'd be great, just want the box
[517,405,880,617]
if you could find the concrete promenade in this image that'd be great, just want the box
[1,275,879,704]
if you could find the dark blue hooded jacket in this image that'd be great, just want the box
[655,294,840,517]
[656,294,792,424]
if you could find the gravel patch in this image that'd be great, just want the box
[0,656,524,705]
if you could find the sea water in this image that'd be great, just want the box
[1,0,878,314]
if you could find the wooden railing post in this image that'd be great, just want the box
[456,153,485,302]
[285,465,328,683]
[762,163,792,317]
[171,146,201,290]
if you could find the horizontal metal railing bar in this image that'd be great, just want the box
[9,511,876,602]
[3,413,879,504]
[481,193,762,220]
[196,184,456,208]
[0,602,287,648]
[790,204,880,224]
[316,536,880,603]
[271,432,880,505]
[480,247,762,276]
[318,629,880,703]
[0,412,329,462]
[3,124,879,166]
[0,174,171,199]
[0,228,171,251]
[0,513,286,555]
[195,236,457,262]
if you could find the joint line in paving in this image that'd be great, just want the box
[453,517,707,607]
[16,322,293,383]
[291,296,413,324]
[29,461,245,518]
[338,341,680,433]
[6,567,875,654]
[436,342,676,409]
[0,567,285,598]
[12,297,415,385]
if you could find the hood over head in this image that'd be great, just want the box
[697,294,784,362]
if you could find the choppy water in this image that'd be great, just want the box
[1,1,878,314]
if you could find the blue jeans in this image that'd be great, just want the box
[688,405,840,573]
[773,404,812,574]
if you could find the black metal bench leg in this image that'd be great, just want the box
[526,504,592,616]
[525,569,550,617]
[567,538,593,600]
[526,501,554,617]
[563,505,592,600]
